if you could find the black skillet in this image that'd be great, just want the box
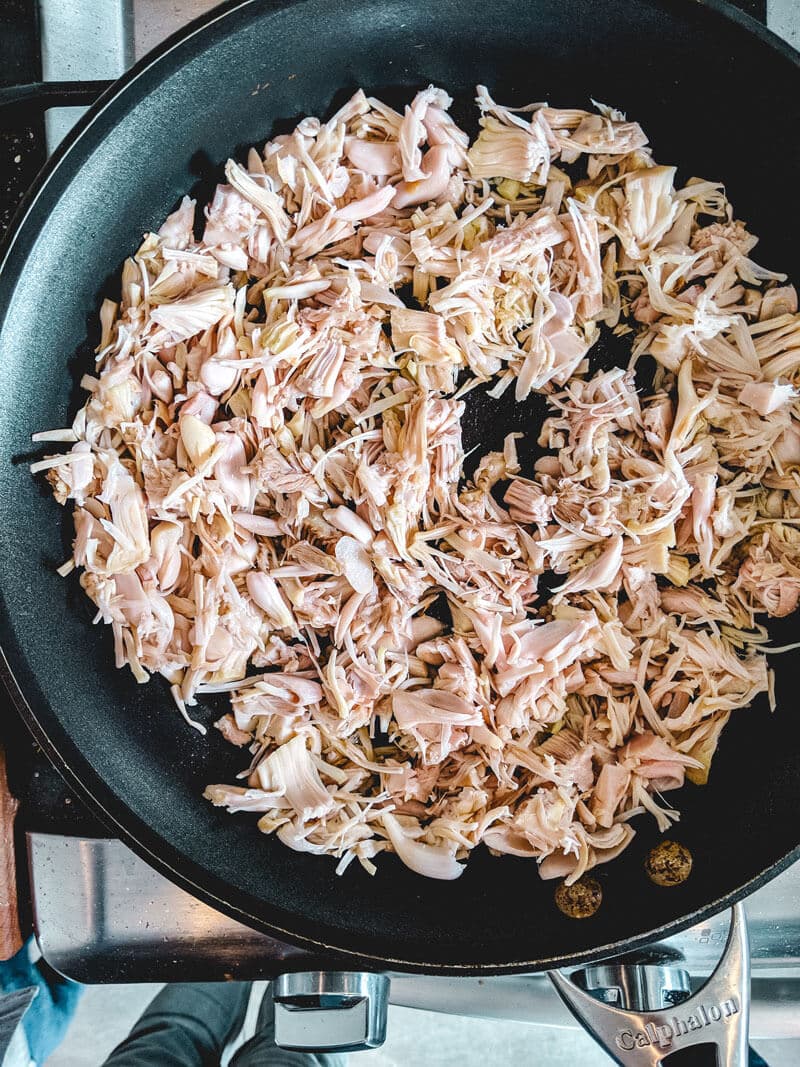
[0,0,799,977]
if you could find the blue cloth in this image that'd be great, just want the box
[0,940,82,1064]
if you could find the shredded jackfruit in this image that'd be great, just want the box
[33,85,800,883]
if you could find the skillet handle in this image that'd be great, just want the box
[549,904,750,1067]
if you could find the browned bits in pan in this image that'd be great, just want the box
[645,840,693,887]
[555,876,602,919]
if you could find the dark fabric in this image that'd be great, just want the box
[0,986,35,1063]
[102,982,348,1067]
[102,982,250,1067]
[230,985,346,1067]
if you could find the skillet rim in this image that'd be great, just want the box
[1,0,799,973]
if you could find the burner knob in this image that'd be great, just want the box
[575,961,692,1011]
[273,971,390,1052]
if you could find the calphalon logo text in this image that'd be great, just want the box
[614,997,740,1051]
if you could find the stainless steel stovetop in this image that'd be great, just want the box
[26,832,800,1043]
[9,0,800,1056]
